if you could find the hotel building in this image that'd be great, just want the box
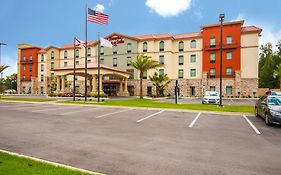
[17,20,262,97]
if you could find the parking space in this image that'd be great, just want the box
[0,101,281,175]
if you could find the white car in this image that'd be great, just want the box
[202,91,220,104]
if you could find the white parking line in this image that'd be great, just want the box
[137,110,165,123]
[95,109,133,119]
[243,115,261,135]
[0,104,38,108]
[189,112,202,128]
[32,106,78,113]
[60,107,100,115]
[7,104,47,110]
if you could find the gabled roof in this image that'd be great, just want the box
[38,49,47,53]
[241,26,262,34]
[201,20,245,29]
[173,32,202,40]
[105,32,139,41]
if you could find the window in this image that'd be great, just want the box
[143,42,147,52]
[100,46,104,55]
[87,47,91,56]
[100,58,104,64]
[190,54,196,63]
[178,41,184,52]
[51,51,54,59]
[127,69,134,79]
[210,53,216,63]
[226,51,232,60]
[159,41,164,51]
[226,67,232,75]
[210,37,216,47]
[23,65,26,71]
[51,62,54,70]
[127,43,132,53]
[210,68,216,78]
[51,73,54,80]
[226,86,233,95]
[41,64,44,72]
[23,75,26,79]
[178,69,184,78]
[190,69,196,77]
[41,74,44,82]
[113,57,117,67]
[40,86,44,94]
[29,55,33,61]
[87,59,91,63]
[75,49,79,58]
[64,50,67,59]
[210,86,216,91]
[178,55,184,65]
[23,56,26,61]
[41,54,44,62]
[29,65,32,71]
[64,62,68,67]
[75,61,79,65]
[159,69,164,75]
[159,55,164,64]
[127,56,132,66]
[143,71,147,79]
[190,40,196,48]
[113,45,117,54]
[226,36,232,44]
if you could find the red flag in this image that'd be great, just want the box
[75,38,86,47]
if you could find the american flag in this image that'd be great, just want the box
[88,8,108,25]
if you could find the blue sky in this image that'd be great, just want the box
[1,0,281,77]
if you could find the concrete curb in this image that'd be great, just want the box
[0,149,104,175]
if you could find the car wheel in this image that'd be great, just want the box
[265,113,271,126]
[255,107,259,117]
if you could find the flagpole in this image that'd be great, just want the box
[73,37,76,101]
[97,32,101,102]
[84,4,88,101]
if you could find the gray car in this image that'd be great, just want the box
[255,95,281,125]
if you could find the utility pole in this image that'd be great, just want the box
[219,14,224,107]
[0,42,7,95]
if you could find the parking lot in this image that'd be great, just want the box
[0,101,281,175]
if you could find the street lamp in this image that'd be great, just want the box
[219,14,224,107]
[0,42,7,95]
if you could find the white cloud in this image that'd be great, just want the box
[232,13,281,51]
[145,0,192,17]
[95,4,105,12]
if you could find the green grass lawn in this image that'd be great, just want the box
[61,98,254,113]
[0,151,98,175]
[0,97,54,102]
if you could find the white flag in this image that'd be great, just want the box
[75,38,85,48]
[100,37,113,48]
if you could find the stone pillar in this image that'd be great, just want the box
[91,75,97,93]
[119,79,123,92]
[99,74,103,93]
[124,78,128,92]
[61,76,65,93]
[56,76,60,93]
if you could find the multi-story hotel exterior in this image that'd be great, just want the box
[17,20,262,97]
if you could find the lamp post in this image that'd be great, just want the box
[0,42,7,95]
[219,14,224,107]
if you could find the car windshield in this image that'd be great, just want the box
[268,97,281,105]
[207,92,218,96]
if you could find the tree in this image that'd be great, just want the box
[0,65,9,73]
[4,73,17,90]
[273,64,281,90]
[130,54,163,98]
[149,72,171,97]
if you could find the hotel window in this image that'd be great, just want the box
[178,41,184,52]
[226,67,232,76]
[23,65,26,71]
[87,59,91,63]
[210,37,216,47]
[87,47,91,56]
[64,50,67,59]
[41,64,44,72]
[75,49,79,58]
[100,46,104,55]
[41,54,44,62]
[159,69,164,76]
[51,62,54,70]
[159,55,164,64]
[143,71,147,79]
[210,68,216,78]
[226,36,232,44]
[226,51,232,60]
[100,58,104,64]
[30,55,33,61]
[159,41,164,51]
[41,74,44,82]
[51,51,54,59]
[113,57,117,67]
[143,42,148,52]
[210,53,216,63]
[127,56,132,66]
[64,62,68,67]
[178,69,184,79]
[23,75,26,79]
[210,86,216,91]
[190,40,196,48]
[40,86,44,94]
[126,69,134,79]
[29,65,32,71]
[190,54,196,63]
[23,56,26,61]
[226,86,233,95]
[127,43,132,53]
[113,45,117,54]
[190,69,196,77]
[51,73,54,80]
[75,61,79,65]
[178,55,184,65]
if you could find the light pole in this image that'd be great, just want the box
[0,42,7,95]
[219,14,224,107]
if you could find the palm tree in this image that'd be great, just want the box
[0,65,9,73]
[273,64,281,90]
[130,54,163,98]
[149,72,171,97]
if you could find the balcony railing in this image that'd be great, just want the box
[20,59,33,64]
[207,73,235,78]
[204,41,238,50]
[21,77,31,81]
